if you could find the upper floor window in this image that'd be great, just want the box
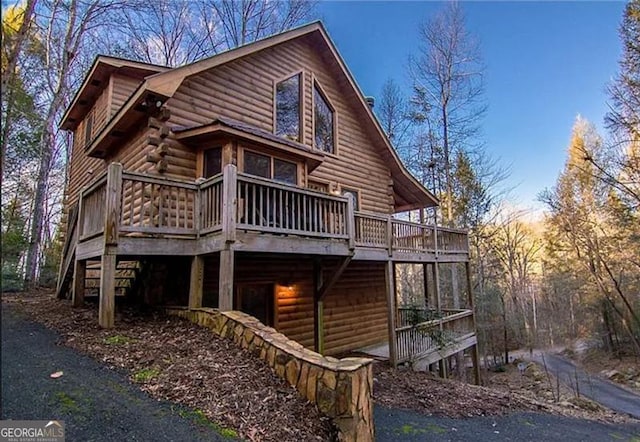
[275,74,301,141]
[244,150,297,185]
[314,83,334,153]
[84,110,94,148]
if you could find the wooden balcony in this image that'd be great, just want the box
[74,163,469,262]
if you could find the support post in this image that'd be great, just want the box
[422,263,429,309]
[386,216,393,256]
[385,260,398,367]
[99,163,122,328]
[99,252,116,328]
[346,195,355,250]
[221,164,237,243]
[465,261,481,385]
[189,256,204,309]
[218,248,234,311]
[313,259,324,354]
[72,259,86,307]
[432,260,447,378]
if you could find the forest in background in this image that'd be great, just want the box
[2,0,638,362]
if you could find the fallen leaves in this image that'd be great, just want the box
[6,291,334,442]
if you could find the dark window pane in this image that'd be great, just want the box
[274,159,297,184]
[314,86,334,153]
[244,151,270,178]
[204,147,222,178]
[84,112,93,148]
[276,74,300,141]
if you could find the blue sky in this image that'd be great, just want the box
[316,1,626,214]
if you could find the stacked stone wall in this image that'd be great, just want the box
[166,307,374,442]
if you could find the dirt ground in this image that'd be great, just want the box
[2,291,335,442]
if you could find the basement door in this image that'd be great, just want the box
[235,283,275,327]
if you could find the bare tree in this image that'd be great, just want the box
[24,0,121,287]
[409,1,486,224]
[208,0,316,48]
[116,0,317,67]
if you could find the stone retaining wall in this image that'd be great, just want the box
[166,307,374,442]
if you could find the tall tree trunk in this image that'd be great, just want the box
[1,0,38,177]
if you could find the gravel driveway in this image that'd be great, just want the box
[1,305,235,441]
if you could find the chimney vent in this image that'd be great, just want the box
[365,96,375,108]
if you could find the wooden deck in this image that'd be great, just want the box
[74,163,470,262]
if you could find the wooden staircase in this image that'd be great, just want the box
[82,260,143,298]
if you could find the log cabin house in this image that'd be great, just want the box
[56,21,478,377]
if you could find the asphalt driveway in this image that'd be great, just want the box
[1,305,235,441]
[375,405,640,441]
[535,352,640,420]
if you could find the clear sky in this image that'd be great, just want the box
[316,1,626,214]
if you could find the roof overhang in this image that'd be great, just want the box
[175,118,325,170]
[60,56,169,131]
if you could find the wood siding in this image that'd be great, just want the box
[111,74,141,117]
[202,253,388,356]
[166,36,394,213]
[323,261,388,355]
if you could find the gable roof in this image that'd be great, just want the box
[69,21,438,211]
[60,56,169,130]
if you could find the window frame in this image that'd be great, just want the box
[312,79,337,155]
[273,70,304,144]
[84,109,94,149]
[240,147,299,185]
[202,146,223,178]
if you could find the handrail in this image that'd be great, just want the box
[75,165,469,255]
[237,172,350,203]
[395,309,473,333]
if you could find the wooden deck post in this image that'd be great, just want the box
[99,163,122,328]
[385,260,398,367]
[218,164,237,312]
[386,216,393,256]
[71,259,86,307]
[221,164,237,243]
[188,256,204,309]
[346,195,355,251]
[313,259,324,354]
[466,261,481,385]
[218,248,234,311]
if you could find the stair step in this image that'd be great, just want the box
[85,279,132,289]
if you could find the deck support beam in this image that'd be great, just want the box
[313,259,324,354]
[99,251,116,328]
[189,256,204,309]
[99,163,122,329]
[385,260,398,367]
[466,261,481,385]
[218,248,234,311]
[72,259,86,307]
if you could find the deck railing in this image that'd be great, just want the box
[236,173,349,239]
[395,308,474,364]
[78,173,107,240]
[75,163,469,255]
